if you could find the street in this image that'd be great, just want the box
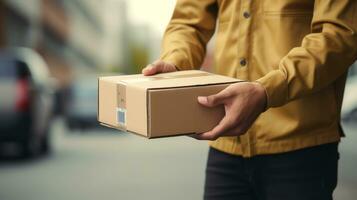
[0,119,356,200]
[0,119,208,200]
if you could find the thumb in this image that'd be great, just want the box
[197,94,223,107]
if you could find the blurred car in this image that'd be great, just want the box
[0,48,55,157]
[341,75,357,122]
[65,76,98,130]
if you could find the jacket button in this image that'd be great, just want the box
[240,59,247,66]
[243,11,250,18]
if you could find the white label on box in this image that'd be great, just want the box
[117,107,126,126]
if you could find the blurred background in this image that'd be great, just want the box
[0,0,356,199]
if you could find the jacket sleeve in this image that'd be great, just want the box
[159,0,218,70]
[256,0,357,108]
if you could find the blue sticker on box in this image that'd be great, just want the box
[117,108,126,126]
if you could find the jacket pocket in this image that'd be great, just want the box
[263,0,313,17]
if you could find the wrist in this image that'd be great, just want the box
[252,82,268,111]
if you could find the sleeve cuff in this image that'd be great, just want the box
[255,70,288,108]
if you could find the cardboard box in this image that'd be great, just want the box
[98,70,240,138]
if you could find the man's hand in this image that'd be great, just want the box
[142,60,177,76]
[193,82,267,140]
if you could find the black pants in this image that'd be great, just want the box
[204,143,339,200]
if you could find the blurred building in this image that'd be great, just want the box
[63,0,112,72]
[0,0,71,114]
[124,24,151,74]
[64,0,133,74]
[0,0,71,87]
[0,0,130,73]
[100,0,129,72]
[0,0,130,113]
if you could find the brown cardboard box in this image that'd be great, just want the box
[98,70,241,138]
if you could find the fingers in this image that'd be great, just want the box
[197,90,231,107]
[221,124,244,137]
[190,123,244,140]
[142,60,177,76]
[142,63,162,76]
[192,116,236,140]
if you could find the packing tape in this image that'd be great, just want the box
[116,83,127,130]
[119,72,212,84]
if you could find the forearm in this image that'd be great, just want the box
[160,0,218,70]
[257,0,357,108]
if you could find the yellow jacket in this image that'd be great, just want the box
[160,0,357,157]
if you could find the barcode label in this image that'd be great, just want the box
[117,108,126,126]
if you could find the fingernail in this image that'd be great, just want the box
[197,96,207,104]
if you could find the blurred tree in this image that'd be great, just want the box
[129,44,149,74]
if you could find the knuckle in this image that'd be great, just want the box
[156,63,165,71]
[152,60,161,65]
[163,63,172,72]
[207,133,218,141]
[235,127,243,135]
[211,135,219,141]
[226,117,237,127]
[157,60,165,66]
[223,90,233,98]
[207,95,217,105]
[235,125,247,135]
[207,136,214,141]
